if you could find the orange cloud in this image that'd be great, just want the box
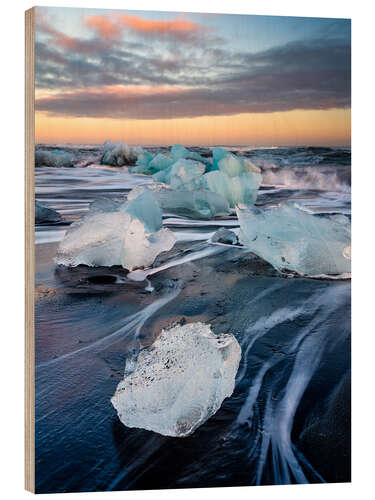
[118,14,206,38]
[84,15,122,39]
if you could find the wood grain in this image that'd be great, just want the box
[25,7,35,493]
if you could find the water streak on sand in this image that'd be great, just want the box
[127,245,228,282]
[36,282,181,370]
[232,284,350,484]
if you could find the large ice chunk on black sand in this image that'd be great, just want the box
[111,322,241,437]
[56,191,175,271]
[236,202,351,276]
[35,200,61,224]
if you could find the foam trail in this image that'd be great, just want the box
[36,282,181,370]
[127,245,229,282]
[230,284,350,485]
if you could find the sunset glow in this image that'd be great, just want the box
[34,7,351,146]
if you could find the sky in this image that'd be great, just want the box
[34,7,351,146]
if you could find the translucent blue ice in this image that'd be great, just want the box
[128,184,230,219]
[123,190,163,233]
[171,144,208,164]
[236,202,351,276]
[203,170,261,207]
[217,153,245,177]
[169,159,206,191]
[135,147,153,168]
[57,191,175,271]
[148,153,174,173]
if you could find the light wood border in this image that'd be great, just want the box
[25,7,35,494]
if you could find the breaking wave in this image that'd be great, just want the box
[261,166,350,192]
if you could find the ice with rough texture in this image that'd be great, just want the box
[236,202,351,275]
[124,190,162,233]
[212,147,229,169]
[152,159,206,189]
[101,140,137,166]
[217,153,244,177]
[169,159,206,190]
[56,191,176,271]
[111,322,241,437]
[56,211,131,267]
[35,200,61,223]
[122,218,175,271]
[171,144,208,164]
[130,152,173,175]
[35,149,74,168]
[203,170,261,207]
[211,227,238,245]
[149,153,174,172]
[135,147,154,167]
[128,184,230,218]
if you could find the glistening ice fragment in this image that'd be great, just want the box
[111,322,241,437]
[236,202,351,275]
[56,192,175,271]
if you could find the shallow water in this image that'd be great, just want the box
[34,145,351,492]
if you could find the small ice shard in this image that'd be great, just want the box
[56,192,176,270]
[130,153,173,175]
[128,184,230,219]
[171,144,208,164]
[203,171,261,207]
[236,202,351,275]
[101,140,137,166]
[35,149,74,168]
[217,153,244,177]
[35,200,61,224]
[111,322,241,437]
[128,163,152,175]
[148,153,174,173]
[211,228,238,245]
[152,166,173,184]
[152,159,206,190]
[212,147,229,168]
[135,147,154,168]
[169,159,206,191]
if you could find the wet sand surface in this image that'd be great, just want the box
[35,239,350,492]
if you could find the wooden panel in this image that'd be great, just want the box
[25,6,35,494]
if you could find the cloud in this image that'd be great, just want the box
[35,36,350,120]
[84,15,122,40]
[117,14,208,41]
[34,9,350,120]
[36,16,112,54]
